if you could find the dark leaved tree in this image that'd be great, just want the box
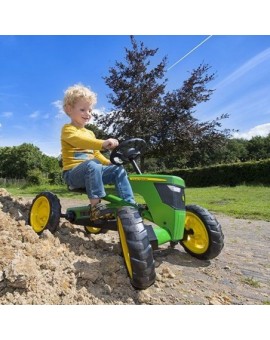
[96,36,231,170]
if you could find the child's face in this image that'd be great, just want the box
[66,98,92,128]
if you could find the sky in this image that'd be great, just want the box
[1,34,270,156]
[0,2,270,158]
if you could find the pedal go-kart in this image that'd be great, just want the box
[29,138,224,290]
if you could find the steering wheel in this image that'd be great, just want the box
[110,138,146,165]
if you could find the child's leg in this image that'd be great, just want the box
[64,160,115,220]
[89,198,100,206]
[63,160,106,205]
[102,165,135,204]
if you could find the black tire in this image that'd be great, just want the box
[181,204,224,260]
[29,191,61,235]
[117,206,156,290]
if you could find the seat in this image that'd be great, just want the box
[67,186,87,194]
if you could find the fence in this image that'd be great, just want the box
[0,178,27,187]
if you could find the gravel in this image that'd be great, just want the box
[1,188,269,305]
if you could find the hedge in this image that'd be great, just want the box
[157,159,270,187]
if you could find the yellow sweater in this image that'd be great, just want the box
[61,124,110,171]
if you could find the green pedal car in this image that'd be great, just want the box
[29,138,224,289]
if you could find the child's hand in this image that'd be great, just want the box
[102,138,119,150]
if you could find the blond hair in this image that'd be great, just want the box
[63,83,97,113]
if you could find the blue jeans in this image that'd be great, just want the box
[63,160,135,204]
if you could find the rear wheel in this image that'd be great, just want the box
[84,226,108,234]
[29,191,61,234]
[181,204,224,260]
[117,206,156,289]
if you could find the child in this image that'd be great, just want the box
[61,83,135,220]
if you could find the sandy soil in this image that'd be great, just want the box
[0,188,269,305]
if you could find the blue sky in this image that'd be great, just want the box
[0,34,270,156]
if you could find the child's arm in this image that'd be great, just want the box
[93,150,111,165]
[62,125,104,150]
[102,139,119,150]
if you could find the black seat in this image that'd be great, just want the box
[67,186,87,194]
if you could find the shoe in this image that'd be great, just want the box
[90,202,115,221]
[133,203,148,214]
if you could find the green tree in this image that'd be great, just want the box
[0,143,59,179]
[213,138,249,164]
[247,135,270,161]
[26,168,49,186]
[42,154,59,172]
[0,143,43,178]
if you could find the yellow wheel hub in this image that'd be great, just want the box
[85,226,102,234]
[30,196,50,233]
[117,218,133,278]
[183,211,209,254]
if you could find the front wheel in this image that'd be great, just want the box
[29,191,61,234]
[181,204,224,260]
[117,206,156,290]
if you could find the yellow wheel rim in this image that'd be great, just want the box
[117,217,133,278]
[30,196,50,233]
[85,226,102,234]
[183,211,209,254]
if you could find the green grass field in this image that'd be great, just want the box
[5,184,270,221]
[185,185,270,221]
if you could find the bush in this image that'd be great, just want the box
[157,159,270,187]
[48,171,64,185]
[26,169,49,186]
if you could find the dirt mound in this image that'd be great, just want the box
[0,188,269,305]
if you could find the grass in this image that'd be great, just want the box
[185,185,270,221]
[241,277,261,288]
[5,184,270,221]
[6,184,84,199]
[262,300,270,305]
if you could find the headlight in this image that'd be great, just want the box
[155,183,185,210]
[167,185,182,193]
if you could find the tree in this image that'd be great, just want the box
[0,143,59,180]
[247,135,270,161]
[85,123,108,139]
[95,36,167,144]
[0,144,43,178]
[96,36,231,170]
[209,138,249,164]
[156,64,231,166]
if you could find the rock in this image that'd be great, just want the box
[4,252,38,289]
[160,267,175,279]
[0,188,9,196]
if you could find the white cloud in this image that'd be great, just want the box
[233,123,270,139]
[1,111,13,118]
[92,107,107,120]
[217,86,270,118]
[216,47,270,89]
[29,110,40,119]
[0,123,2,128]
[29,111,50,120]
[52,100,65,119]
